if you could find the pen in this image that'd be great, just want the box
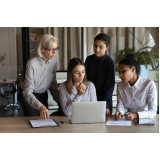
[124,112,129,116]
[61,121,65,124]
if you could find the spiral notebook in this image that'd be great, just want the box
[29,119,59,128]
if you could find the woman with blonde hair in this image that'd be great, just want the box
[20,34,62,119]
[59,58,97,117]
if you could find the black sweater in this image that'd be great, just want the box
[85,53,115,111]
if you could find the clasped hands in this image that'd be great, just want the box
[76,83,86,96]
[115,112,138,121]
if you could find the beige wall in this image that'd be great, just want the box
[0,27,17,80]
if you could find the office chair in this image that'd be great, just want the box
[0,87,10,106]
[0,79,20,111]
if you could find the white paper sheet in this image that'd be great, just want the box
[30,119,58,128]
[106,118,131,126]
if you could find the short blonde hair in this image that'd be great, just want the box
[36,34,57,58]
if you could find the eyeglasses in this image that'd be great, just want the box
[43,47,60,52]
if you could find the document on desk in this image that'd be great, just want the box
[106,118,131,126]
[29,119,59,128]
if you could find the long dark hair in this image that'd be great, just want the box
[66,58,87,95]
[119,54,140,76]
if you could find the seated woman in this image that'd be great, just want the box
[115,54,157,121]
[59,58,97,116]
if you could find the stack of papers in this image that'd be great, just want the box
[106,118,131,126]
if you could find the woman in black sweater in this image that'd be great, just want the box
[85,33,115,117]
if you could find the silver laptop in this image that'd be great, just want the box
[71,101,106,124]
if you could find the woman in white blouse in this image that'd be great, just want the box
[115,54,157,121]
[59,58,97,116]
[20,34,62,119]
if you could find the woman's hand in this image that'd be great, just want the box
[125,112,138,120]
[76,83,86,97]
[39,105,49,120]
[106,109,111,117]
[115,111,122,120]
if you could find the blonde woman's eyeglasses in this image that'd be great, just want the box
[43,47,60,52]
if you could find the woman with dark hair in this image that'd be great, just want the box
[59,58,97,116]
[85,33,115,117]
[115,54,157,121]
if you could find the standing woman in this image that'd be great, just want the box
[115,54,157,120]
[59,58,97,117]
[85,33,115,117]
[20,34,62,119]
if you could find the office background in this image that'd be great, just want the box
[0,1,160,159]
[0,27,159,117]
